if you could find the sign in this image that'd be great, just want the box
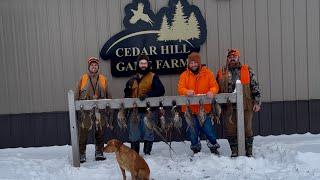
[100,0,207,77]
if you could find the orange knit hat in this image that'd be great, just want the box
[188,52,201,64]
[227,49,240,57]
[87,57,99,66]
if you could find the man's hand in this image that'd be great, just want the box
[186,90,195,96]
[206,91,215,99]
[253,104,261,112]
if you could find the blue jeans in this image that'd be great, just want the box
[187,115,218,151]
[128,112,154,142]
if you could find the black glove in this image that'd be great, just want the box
[139,95,148,101]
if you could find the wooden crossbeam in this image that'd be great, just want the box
[75,93,237,110]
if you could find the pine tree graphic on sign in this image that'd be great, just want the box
[171,0,188,42]
[157,0,202,42]
[158,15,172,41]
[187,12,200,40]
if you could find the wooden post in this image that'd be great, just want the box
[236,80,246,156]
[68,90,80,167]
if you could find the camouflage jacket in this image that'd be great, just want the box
[219,65,261,105]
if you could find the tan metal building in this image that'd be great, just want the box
[0,0,319,148]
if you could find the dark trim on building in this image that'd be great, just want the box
[0,100,319,149]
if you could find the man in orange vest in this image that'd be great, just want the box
[75,57,109,163]
[124,54,165,155]
[217,49,261,157]
[178,52,220,155]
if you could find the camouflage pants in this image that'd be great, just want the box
[77,111,106,155]
[222,107,253,138]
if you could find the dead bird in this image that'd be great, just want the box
[225,97,234,125]
[130,102,139,124]
[143,103,153,130]
[105,103,114,130]
[210,98,222,125]
[159,101,166,132]
[144,102,175,153]
[184,99,195,133]
[171,101,184,143]
[117,102,127,130]
[94,106,103,131]
[159,101,173,139]
[171,100,182,132]
[197,99,206,127]
[78,105,86,129]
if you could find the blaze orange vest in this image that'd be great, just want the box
[78,73,107,100]
[217,64,250,85]
[217,64,253,110]
[130,72,154,98]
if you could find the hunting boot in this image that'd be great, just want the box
[143,141,153,155]
[80,153,86,163]
[228,137,238,157]
[95,151,106,161]
[209,143,220,155]
[131,141,140,154]
[245,136,254,157]
[191,144,201,154]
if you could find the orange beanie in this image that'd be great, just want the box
[227,49,240,57]
[88,57,99,66]
[188,52,201,64]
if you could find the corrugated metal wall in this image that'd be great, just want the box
[1,0,320,114]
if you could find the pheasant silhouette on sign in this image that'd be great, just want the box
[130,3,154,26]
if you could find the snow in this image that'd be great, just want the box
[1,133,320,180]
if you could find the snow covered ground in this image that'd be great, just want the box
[0,133,320,180]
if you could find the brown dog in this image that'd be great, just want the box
[104,139,150,180]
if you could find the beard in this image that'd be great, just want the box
[228,61,241,69]
[189,66,200,74]
[137,66,150,75]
